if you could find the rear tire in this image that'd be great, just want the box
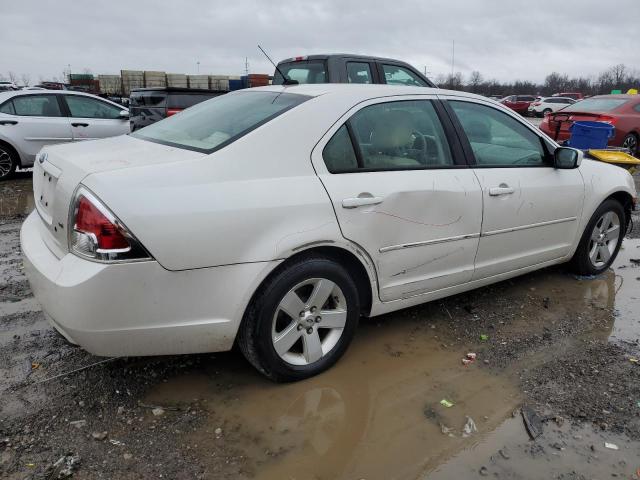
[621,133,638,157]
[0,144,17,180]
[238,255,360,382]
[569,199,625,276]
[542,108,552,117]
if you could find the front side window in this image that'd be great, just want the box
[382,65,428,87]
[450,101,547,167]
[12,95,63,117]
[66,95,122,119]
[323,100,453,172]
[0,100,15,115]
[273,61,328,85]
[133,91,309,153]
[346,62,372,84]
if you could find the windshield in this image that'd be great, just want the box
[132,91,309,153]
[563,98,628,113]
[273,60,328,85]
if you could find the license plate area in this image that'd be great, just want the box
[34,161,61,226]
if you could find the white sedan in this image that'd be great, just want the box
[21,85,637,381]
[0,90,130,179]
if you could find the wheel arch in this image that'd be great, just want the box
[606,190,635,231]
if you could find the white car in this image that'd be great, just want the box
[528,96,576,117]
[0,90,130,179]
[21,85,637,381]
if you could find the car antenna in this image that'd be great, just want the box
[257,45,298,86]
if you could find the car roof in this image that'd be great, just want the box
[249,83,482,101]
[278,53,415,64]
[0,89,127,110]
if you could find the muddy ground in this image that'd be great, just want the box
[1,171,639,480]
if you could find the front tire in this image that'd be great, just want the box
[0,144,17,180]
[238,255,360,382]
[569,199,625,275]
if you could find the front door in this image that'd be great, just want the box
[444,97,584,279]
[311,96,483,301]
[63,94,130,141]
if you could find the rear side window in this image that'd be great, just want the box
[449,101,546,167]
[12,95,63,117]
[346,62,372,84]
[273,61,328,85]
[0,100,15,115]
[133,91,309,153]
[323,100,453,173]
[381,65,428,87]
[130,91,166,107]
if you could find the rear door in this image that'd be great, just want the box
[0,94,73,165]
[62,94,130,140]
[442,97,584,279]
[311,96,483,302]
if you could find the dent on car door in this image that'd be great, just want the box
[64,95,130,140]
[444,98,584,279]
[1,94,73,165]
[311,97,483,302]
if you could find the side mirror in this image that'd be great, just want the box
[118,110,130,120]
[554,146,582,169]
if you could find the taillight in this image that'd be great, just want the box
[166,108,182,117]
[596,115,617,125]
[69,187,151,263]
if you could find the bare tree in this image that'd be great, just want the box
[467,71,484,93]
[20,73,30,87]
[7,71,17,84]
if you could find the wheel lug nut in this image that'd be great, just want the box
[299,311,305,317]
[315,316,321,323]
[310,306,317,313]
[307,328,313,334]
[297,325,303,331]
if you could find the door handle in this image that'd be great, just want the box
[0,120,18,125]
[71,122,89,127]
[342,194,384,209]
[489,184,515,196]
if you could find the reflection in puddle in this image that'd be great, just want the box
[146,240,640,479]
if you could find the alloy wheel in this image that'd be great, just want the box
[271,278,347,366]
[622,135,638,157]
[0,149,13,178]
[587,211,621,268]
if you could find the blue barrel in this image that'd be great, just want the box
[568,121,615,149]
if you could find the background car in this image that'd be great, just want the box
[0,90,130,179]
[21,85,636,383]
[528,96,576,117]
[129,87,226,131]
[499,95,537,115]
[553,92,584,100]
[540,94,640,156]
[0,81,19,92]
[272,54,435,87]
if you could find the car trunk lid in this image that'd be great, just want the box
[33,135,204,258]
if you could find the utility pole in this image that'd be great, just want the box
[196,61,200,74]
[451,40,455,78]
[67,64,71,83]
[244,57,249,75]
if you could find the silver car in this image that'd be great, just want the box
[0,90,130,180]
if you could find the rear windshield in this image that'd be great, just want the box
[130,91,166,107]
[273,60,328,85]
[167,93,221,109]
[563,98,628,113]
[132,90,309,153]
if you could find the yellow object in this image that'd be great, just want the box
[626,88,638,95]
[588,149,640,174]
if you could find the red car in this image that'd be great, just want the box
[499,95,537,115]
[540,94,640,157]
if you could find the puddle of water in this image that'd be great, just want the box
[0,177,34,217]
[149,316,522,480]
[609,239,640,344]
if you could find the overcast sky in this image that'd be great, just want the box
[2,0,638,84]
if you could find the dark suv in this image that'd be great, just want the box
[273,54,435,87]
[129,88,225,131]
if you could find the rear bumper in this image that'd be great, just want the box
[21,211,276,357]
